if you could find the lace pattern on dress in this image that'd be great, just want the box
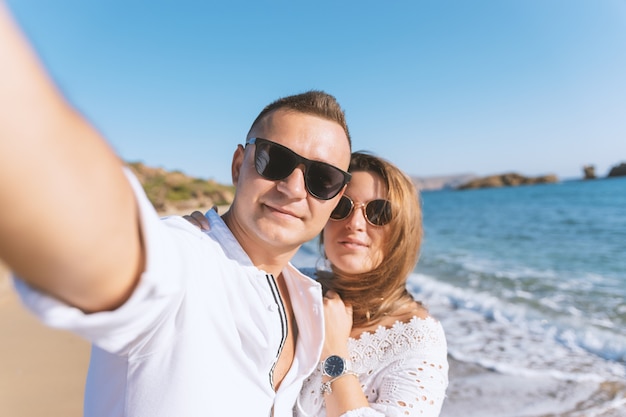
[295,316,448,417]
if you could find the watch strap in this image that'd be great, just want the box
[320,371,358,395]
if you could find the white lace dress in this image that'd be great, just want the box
[294,316,449,417]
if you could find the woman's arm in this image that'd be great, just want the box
[320,291,370,417]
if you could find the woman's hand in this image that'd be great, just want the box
[321,290,353,359]
[182,210,212,231]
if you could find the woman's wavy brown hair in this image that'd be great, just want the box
[317,151,423,327]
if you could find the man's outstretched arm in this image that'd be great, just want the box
[0,4,144,313]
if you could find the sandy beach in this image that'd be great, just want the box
[441,357,626,417]
[0,262,90,417]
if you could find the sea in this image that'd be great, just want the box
[292,176,626,417]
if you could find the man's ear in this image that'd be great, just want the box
[231,144,245,185]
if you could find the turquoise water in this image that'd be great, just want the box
[417,177,626,366]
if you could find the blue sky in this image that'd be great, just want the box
[7,0,626,184]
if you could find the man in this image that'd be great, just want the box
[0,5,351,416]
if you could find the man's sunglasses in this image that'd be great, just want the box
[246,138,351,200]
[330,195,392,226]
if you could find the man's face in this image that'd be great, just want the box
[228,109,351,261]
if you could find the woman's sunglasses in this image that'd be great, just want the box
[330,195,392,226]
[247,138,351,200]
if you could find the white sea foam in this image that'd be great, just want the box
[407,272,626,380]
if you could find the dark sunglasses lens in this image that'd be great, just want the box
[366,200,392,226]
[307,163,347,200]
[253,139,347,200]
[255,141,297,180]
[330,196,353,220]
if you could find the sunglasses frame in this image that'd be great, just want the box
[246,137,351,200]
[330,195,392,226]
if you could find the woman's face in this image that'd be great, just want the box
[323,170,389,274]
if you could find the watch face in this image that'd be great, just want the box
[323,355,345,377]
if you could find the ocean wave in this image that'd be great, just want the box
[408,272,626,379]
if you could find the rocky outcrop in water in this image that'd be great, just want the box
[457,172,558,190]
[607,162,626,178]
[583,165,596,180]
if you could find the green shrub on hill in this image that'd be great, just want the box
[126,161,235,214]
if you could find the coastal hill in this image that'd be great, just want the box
[126,162,235,215]
[411,174,477,191]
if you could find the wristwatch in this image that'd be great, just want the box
[321,355,351,378]
[320,355,356,395]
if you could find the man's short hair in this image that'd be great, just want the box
[248,90,351,147]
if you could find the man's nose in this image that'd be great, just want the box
[276,165,308,199]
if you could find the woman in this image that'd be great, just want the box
[183,152,448,417]
[295,152,448,417]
